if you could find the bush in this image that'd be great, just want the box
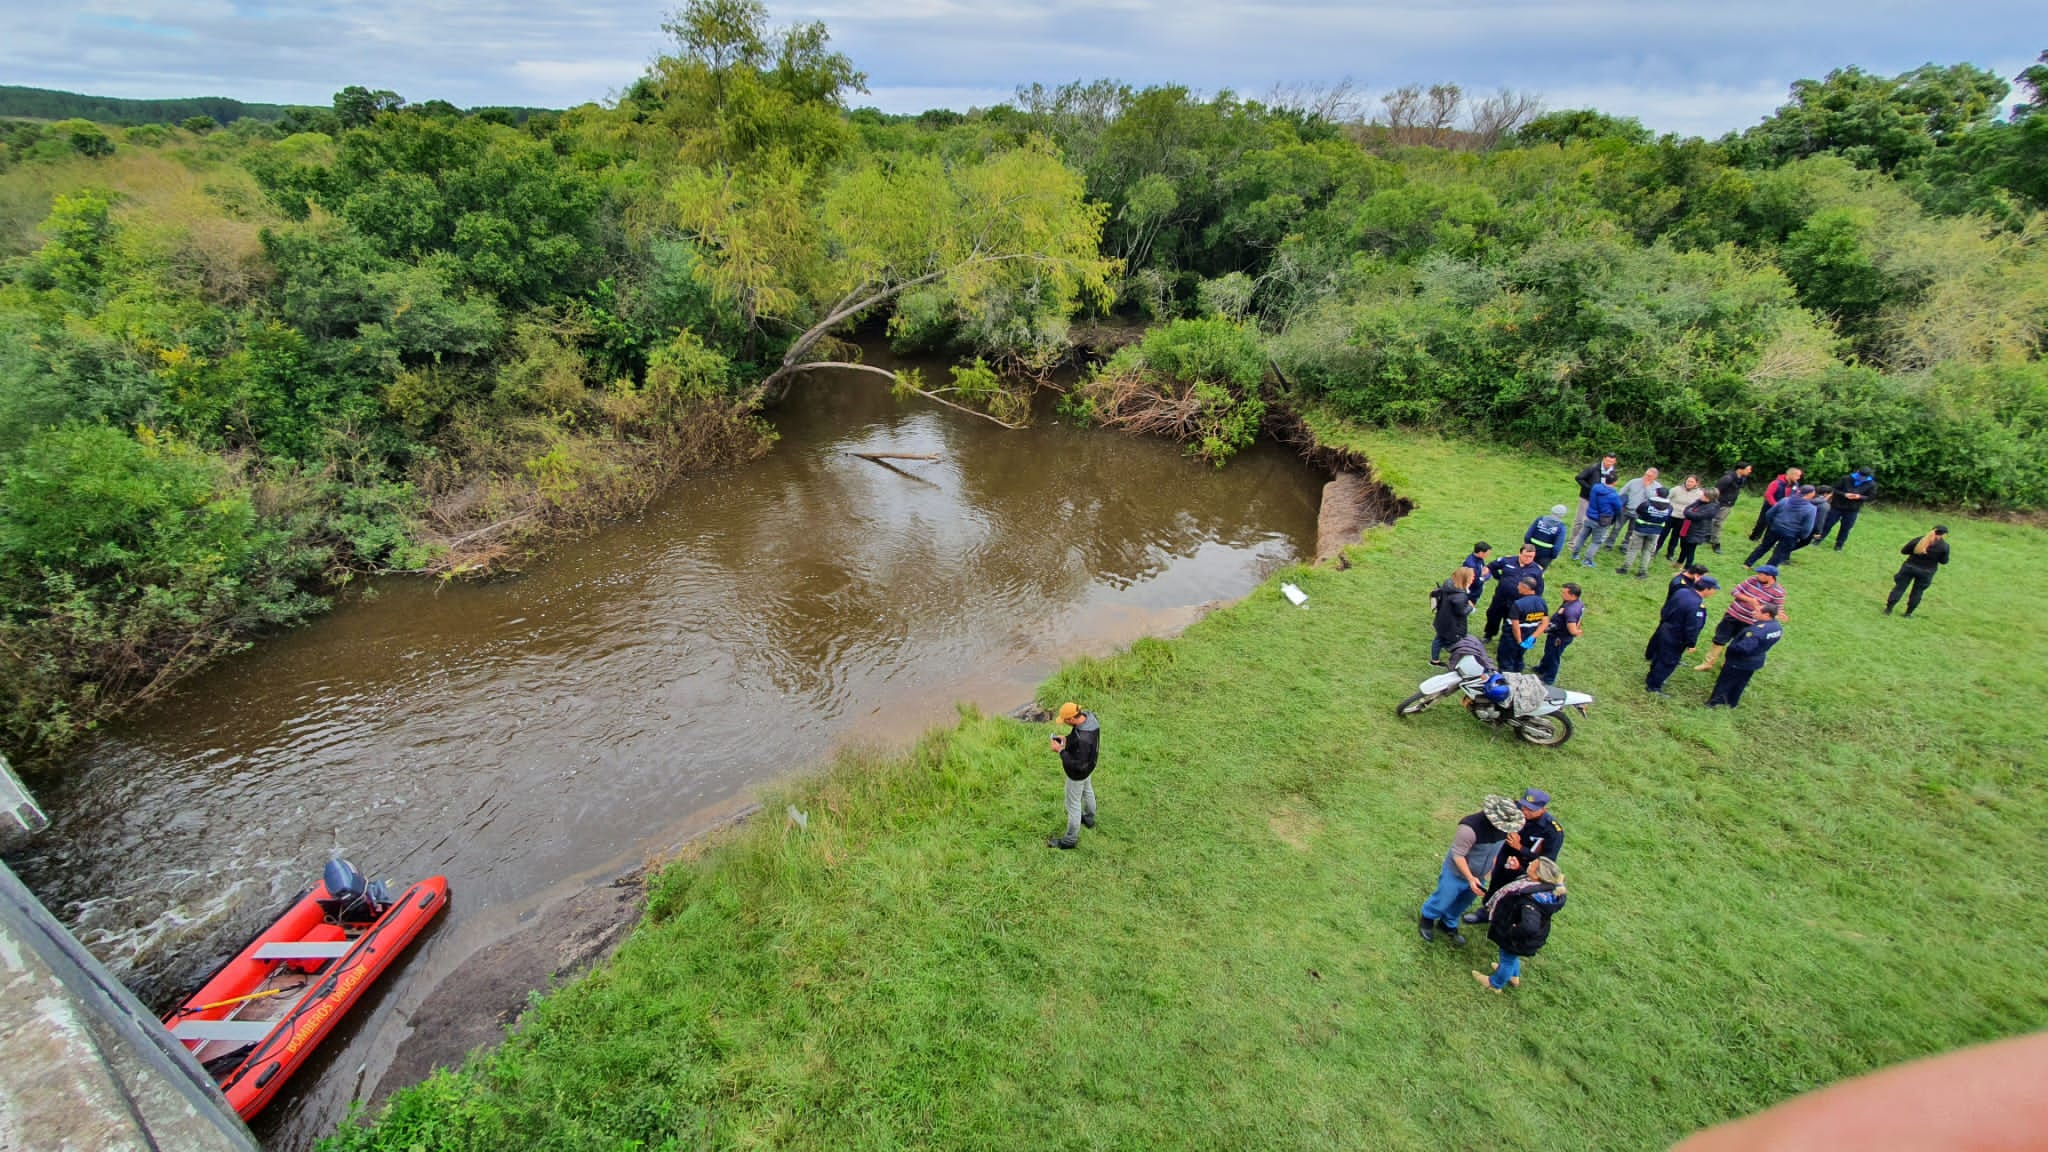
[1271,246,2048,507]
[1067,319,1267,465]
[0,424,322,753]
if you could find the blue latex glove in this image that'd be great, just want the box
[1521,635,1538,650]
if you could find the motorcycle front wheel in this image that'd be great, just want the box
[1395,691,1442,717]
[1514,712,1574,746]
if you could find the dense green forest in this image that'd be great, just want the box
[1,3,2044,758]
[0,84,553,131]
[0,85,292,127]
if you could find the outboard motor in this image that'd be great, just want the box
[319,858,392,925]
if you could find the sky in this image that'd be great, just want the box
[3,0,2042,136]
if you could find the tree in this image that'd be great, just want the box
[1379,84,1464,148]
[1517,109,1652,147]
[678,142,1114,396]
[1779,208,1898,338]
[181,115,218,135]
[1994,52,2048,208]
[641,0,866,167]
[333,86,404,129]
[1465,89,1544,150]
[1734,63,2008,172]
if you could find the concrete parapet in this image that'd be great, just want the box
[2,860,256,1151]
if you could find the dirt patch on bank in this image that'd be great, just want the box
[1266,405,1412,566]
[1316,473,1380,564]
[376,875,645,1098]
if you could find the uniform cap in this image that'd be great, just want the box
[1752,565,1779,577]
[1519,788,1551,810]
[1697,576,1721,589]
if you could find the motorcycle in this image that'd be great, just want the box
[1394,653,1594,746]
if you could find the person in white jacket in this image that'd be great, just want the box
[1663,475,1704,561]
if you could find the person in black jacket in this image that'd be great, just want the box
[1886,527,1951,617]
[1675,487,1719,568]
[1574,455,1617,523]
[1707,605,1782,708]
[1709,463,1752,552]
[1472,856,1565,992]
[1429,566,1477,664]
[1817,469,1876,551]
[1047,702,1100,849]
[1646,575,1717,694]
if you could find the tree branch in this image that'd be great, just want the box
[760,362,1027,429]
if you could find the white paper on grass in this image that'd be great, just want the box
[1280,583,1308,607]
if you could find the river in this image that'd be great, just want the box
[6,357,1323,1148]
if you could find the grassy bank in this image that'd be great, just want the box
[327,420,2048,1151]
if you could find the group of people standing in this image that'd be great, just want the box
[1432,542,1584,683]
[1430,454,1959,707]
[1417,790,1567,992]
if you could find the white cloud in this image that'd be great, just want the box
[512,59,650,104]
[1539,81,1794,138]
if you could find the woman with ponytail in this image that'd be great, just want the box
[1886,526,1950,617]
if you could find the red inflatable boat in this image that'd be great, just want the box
[164,861,448,1120]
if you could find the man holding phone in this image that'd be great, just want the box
[1048,702,1100,849]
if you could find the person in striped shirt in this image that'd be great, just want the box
[1694,565,1787,672]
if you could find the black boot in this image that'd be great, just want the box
[1462,910,1488,925]
[1047,836,1076,849]
[1080,813,1096,829]
[1444,923,1468,947]
[1417,916,1436,943]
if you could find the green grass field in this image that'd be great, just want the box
[327,419,2048,1151]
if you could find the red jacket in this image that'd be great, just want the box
[1761,474,1795,506]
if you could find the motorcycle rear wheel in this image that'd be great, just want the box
[1514,712,1574,746]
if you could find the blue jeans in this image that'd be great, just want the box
[1420,857,1482,927]
[1570,519,1612,563]
[1489,950,1522,989]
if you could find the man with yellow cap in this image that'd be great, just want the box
[1048,701,1100,849]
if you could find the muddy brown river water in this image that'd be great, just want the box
[7,357,1322,1148]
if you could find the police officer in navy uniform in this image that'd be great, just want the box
[1707,604,1782,708]
[1465,788,1565,925]
[1496,577,1548,673]
[1666,563,1709,605]
[1483,544,1545,642]
[1645,575,1717,695]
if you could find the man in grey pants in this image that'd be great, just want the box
[1048,701,1100,849]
